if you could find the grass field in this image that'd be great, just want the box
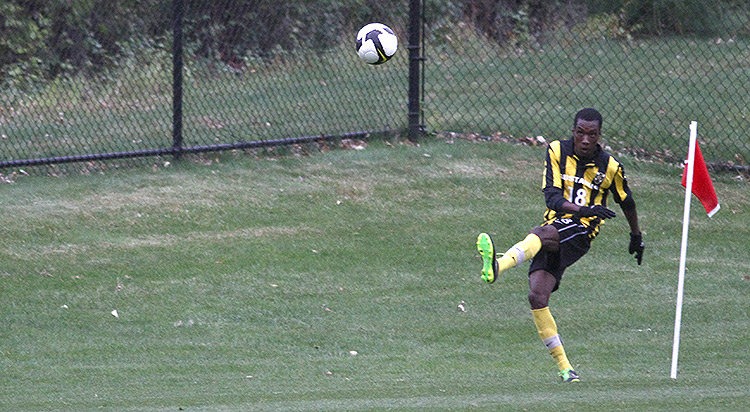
[1,138,748,411]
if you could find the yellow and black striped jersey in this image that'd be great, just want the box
[542,138,633,238]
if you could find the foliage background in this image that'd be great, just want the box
[1,0,748,170]
[3,0,748,87]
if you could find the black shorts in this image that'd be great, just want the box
[528,218,592,291]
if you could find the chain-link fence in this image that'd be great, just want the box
[1,1,748,172]
[0,1,408,171]
[423,0,750,168]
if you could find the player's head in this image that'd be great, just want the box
[573,108,603,130]
[572,108,602,159]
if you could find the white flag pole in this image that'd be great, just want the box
[671,121,698,379]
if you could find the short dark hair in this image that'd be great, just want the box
[573,108,603,129]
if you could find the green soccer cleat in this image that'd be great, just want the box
[559,368,580,383]
[476,233,499,283]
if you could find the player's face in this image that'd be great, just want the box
[572,119,601,159]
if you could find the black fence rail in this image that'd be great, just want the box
[1,1,748,171]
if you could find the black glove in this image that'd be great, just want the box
[578,205,617,219]
[629,232,644,265]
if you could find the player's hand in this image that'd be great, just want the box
[629,232,644,265]
[578,205,617,219]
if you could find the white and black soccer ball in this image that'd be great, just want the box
[356,23,398,65]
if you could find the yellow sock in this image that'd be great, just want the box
[497,233,542,273]
[532,307,573,371]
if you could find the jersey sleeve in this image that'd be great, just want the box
[543,141,563,190]
[542,141,567,211]
[608,159,635,209]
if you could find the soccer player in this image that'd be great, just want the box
[476,108,644,382]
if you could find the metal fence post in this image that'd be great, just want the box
[172,0,184,158]
[408,0,424,142]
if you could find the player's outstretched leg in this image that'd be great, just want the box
[477,232,542,283]
[476,233,499,283]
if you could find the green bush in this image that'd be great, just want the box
[181,0,408,62]
[0,0,168,88]
[580,0,749,36]
[621,0,722,36]
[454,1,586,47]
[0,2,51,86]
[1,0,411,86]
[1,0,747,89]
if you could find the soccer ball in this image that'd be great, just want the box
[356,23,398,65]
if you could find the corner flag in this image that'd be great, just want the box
[680,135,720,217]
[671,121,720,379]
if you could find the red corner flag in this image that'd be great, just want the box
[681,138,720,217]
